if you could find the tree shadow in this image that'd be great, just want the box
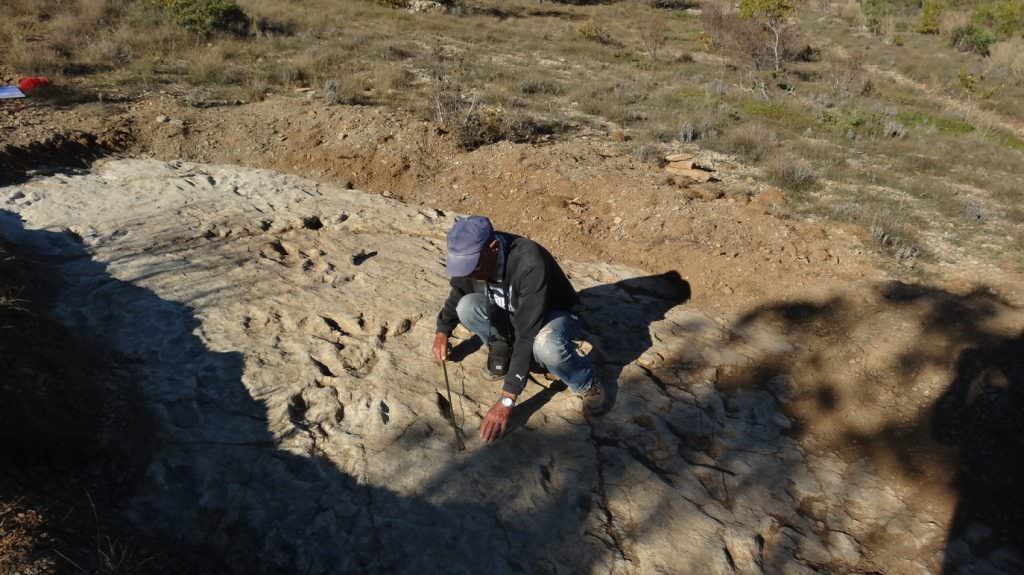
[933,331,1024,573]
[578,270,692,408]
[710,281,1024,573]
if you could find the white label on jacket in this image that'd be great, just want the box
[486,283,515,312]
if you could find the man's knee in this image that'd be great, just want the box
[533,325,567,367]
[455,293,487,324]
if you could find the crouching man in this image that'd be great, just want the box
[432,215,609,443]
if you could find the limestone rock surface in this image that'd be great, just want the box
[0,159,970,574]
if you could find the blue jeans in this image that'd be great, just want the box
[455,293,595,394]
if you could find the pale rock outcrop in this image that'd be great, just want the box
[0,159,1002,574]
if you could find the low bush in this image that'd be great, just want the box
[765,154,816,191]
[825,49,865,99]
[579,82,647,125]
[578,18,617,45]
[374,64,414,92]
[678,118,720,142]
[518,79,563,95]
[322,76,372,105]
[454,110,564,150]
[253,16,296,37]
[950,24,996,54]
[83,38,134,69]
[152,0,249,36]
[632,144,663,164]
[638,7,667,60]
[721,124,776,162]
[870,217,922,261]
[883,121,907,138]
[5,36,66,75]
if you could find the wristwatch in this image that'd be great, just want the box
[500,395,516,408]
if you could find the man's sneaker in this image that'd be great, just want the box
[480,365,503,381]
[581,379,609,416]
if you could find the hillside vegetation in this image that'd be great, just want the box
[2,0,1021,269]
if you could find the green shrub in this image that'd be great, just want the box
[916,0,943,34]
[153,0,249,36]
[973,0,1024,38]
[950,25,996,54]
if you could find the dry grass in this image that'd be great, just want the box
[765,153,817,191]
[0,501,46,571]
[986,38,1024,85]
[720,123,777,162]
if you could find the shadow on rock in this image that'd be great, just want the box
[0,211,447,573]
[933,331,1024,573]
[710,281,1024,573]
[578,270,692,406]
[0,210,613,574]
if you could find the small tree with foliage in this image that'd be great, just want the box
[739,0,800,71]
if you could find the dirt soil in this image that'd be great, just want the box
[2,79,1023,572]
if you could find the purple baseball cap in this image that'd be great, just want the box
[446,216,493,277]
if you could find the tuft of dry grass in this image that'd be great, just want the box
[4,36,65,76]
[870,215,922,261]
[720,123,777,162]
[986,38,1024,86]
[374,63,415,93]
[765,153,817,191]
[577,18,618,45]
[0,500,45,570]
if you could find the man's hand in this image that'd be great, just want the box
[479,400,512,442]
[432,332,449,362]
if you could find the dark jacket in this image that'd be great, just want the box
[436,233,581,395]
